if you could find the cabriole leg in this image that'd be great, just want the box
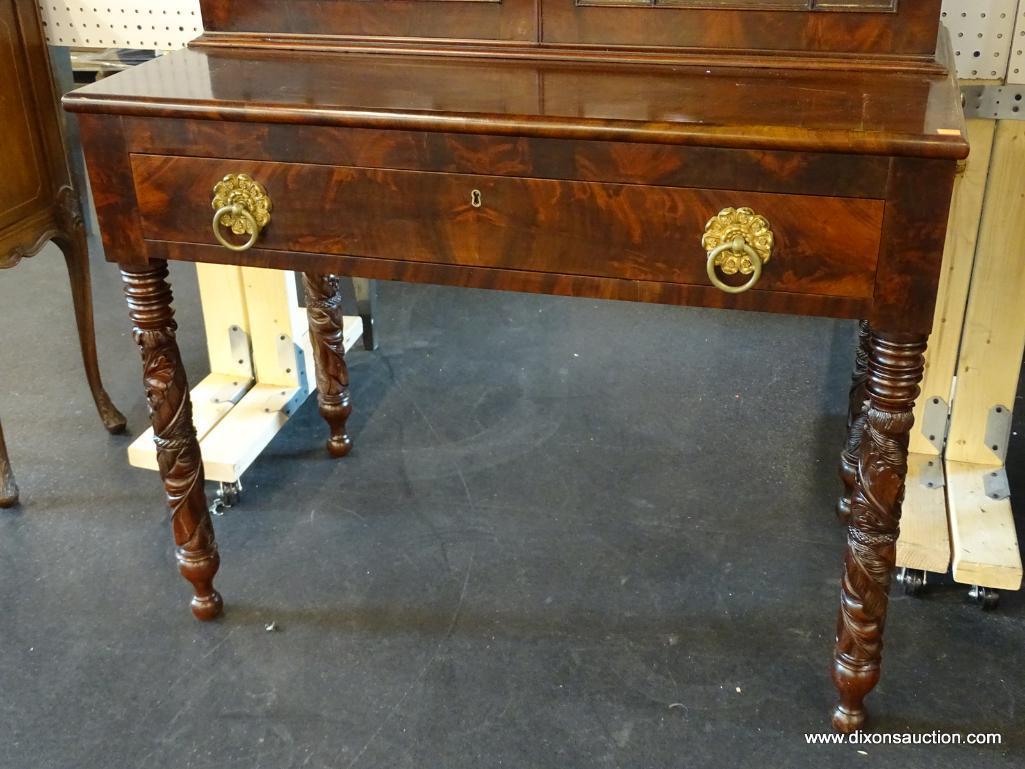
[831,331,926,733]
[55,214,127,435]
[303,273,353,458]
[0,418,18,508]
[837,320,871,523]
[121,261,222,620]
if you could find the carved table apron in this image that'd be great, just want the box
[66,44,968,732]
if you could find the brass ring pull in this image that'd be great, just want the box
[212,204,260,252]
[706,238,762,295]
[701,207,774,296]
[211,173,272,253]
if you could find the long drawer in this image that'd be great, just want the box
[131,154,884,298]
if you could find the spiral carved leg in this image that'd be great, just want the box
[837,320,871,523]
[831,332,926,733]
[55,190,126,435]
[0,418,18,509]
[303,273,353,458]
[122,262,222,620]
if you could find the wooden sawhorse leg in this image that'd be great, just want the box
[121,261,222,620]
[0,417,18,508]
[832,331,927,733]
[944,121,1025,599]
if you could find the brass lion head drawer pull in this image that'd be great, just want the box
[211,173,272,252]
[701,207,774,295]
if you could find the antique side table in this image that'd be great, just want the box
[65,0,968,732]
[1,0,126,508]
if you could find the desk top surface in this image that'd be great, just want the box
[65,45,968,160]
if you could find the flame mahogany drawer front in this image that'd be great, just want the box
[131,154,884,299]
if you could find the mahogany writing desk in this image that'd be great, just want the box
[65,0,968,732]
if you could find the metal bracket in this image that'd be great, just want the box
[294,346,310,393]
[283,386,309,418]
[962,85,1025,121]
[912,454,946,491]
[275,334,311,389]
[276,333,295,377]
[920,395,950,453]
[983,468,1011,502]
[228,324,253,377]
[983,404,1013,463]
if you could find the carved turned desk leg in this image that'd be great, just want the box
[837,320,872,523]
[0,418,18,508]
[302,273,353,458]
[831,331,926,733]
[121,261,222,620]
[54,193,127,435]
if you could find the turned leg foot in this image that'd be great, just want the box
[56,226,127,435]
[122,261,222,620]
[832,659,875,733]
[0,418,18,509]
[178,547,223,620]
[831,331,926,732]
[837,320,871,523]
[303,273,353,458]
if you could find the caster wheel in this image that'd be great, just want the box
[219,481,243,507]
[968,585,1000,611]
[210,481,243,516]
[898,568,927,597]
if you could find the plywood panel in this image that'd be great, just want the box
[948,460,1023,590]
[196,263,251,376]
[127,372,252,472]
[898,454,952,574]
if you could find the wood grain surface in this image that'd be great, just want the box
[197,0,941,57]
[132,154,884,297]
[64,47,968,160]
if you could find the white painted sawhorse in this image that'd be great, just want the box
[127,266,376,508]
[896,118,1024,607]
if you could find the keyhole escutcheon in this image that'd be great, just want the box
[470,189,482,208]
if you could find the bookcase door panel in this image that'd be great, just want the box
[577,1,895,8]
[541,0,941,56]
[200,0,537,43]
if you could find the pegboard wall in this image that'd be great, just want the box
[38,2,202,49]
[1010,3,1025,83]
[941,0,1023,81]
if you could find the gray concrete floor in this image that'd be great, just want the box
[1,242,1023,769]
